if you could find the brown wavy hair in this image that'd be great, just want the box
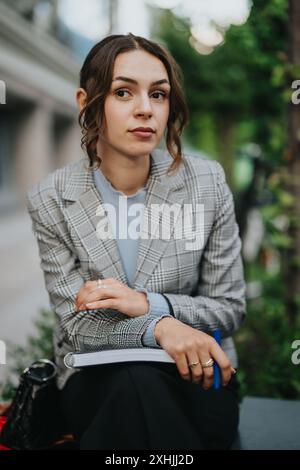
[78,33,189,175]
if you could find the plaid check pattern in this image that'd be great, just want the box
[26,148,246,390]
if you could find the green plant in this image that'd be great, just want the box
[235,268,300,399]
[234,161,300,399]
[0,308,55,402]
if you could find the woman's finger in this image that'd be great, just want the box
[172,353,193,382]
[185,354,203,384]
[199,355,215,390]
[209,341,232,386]
[85,298,118,309]
[78,278,115,300]
[75,278,126,312]
[76,287,119,310]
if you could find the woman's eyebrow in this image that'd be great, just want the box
[112,76,170,86]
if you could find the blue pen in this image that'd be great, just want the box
[213,330,221,390]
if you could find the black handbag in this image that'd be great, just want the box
[0,358,67,450]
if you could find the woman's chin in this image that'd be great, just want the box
[126,142,157,156]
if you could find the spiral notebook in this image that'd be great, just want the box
[64,348,176,369]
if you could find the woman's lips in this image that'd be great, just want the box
[129,130,155,139]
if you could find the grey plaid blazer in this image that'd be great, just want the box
[26,148,246,390]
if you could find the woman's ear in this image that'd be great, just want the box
[76,88,87,111]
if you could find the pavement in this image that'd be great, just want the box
[0,208,49,387]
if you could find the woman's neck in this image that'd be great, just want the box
[98,153,151,196]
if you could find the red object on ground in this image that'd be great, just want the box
[0,416,11,450]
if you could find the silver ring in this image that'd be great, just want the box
[201,358,214,368]
[188,361,200,369]
[97,279,102,288]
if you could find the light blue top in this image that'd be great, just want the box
[93,166,173,348]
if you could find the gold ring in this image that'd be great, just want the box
[201,358,214,368]
[188,361,200,369]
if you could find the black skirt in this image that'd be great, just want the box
[59,361,240,450]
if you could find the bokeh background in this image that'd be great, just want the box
[1,0,299,401]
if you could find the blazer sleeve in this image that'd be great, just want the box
[163,161,247,339]
[26,193,160,352]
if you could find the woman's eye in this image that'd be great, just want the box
[114,89,167,100]
[152,91,167,100]
[115,89,130,98]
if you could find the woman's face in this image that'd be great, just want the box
[100,49,170,160]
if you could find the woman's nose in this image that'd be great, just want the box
[134,94,153,117]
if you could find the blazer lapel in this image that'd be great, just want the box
[62,148,188,290]
[62,161,128,285]
[133,152,187,289]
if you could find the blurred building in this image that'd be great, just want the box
[0,0,83,383]
[0,0,82,209]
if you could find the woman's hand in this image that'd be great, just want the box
[75,278,149,318]
[154,317,236,389]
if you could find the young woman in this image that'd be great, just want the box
[26,33,246,450]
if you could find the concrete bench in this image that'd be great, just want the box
[2,396,300,450]
[231,396,300,450]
